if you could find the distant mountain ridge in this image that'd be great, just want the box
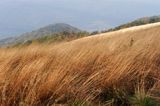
[0,23,82,46]
[106,15,160,32]
[21,23,81,39]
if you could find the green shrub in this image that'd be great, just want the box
[70,101,91,106]
[129,86,158,106]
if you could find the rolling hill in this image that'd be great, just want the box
[0,23,82,46]
[0,22,160,105]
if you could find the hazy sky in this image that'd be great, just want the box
[0,0,160,38]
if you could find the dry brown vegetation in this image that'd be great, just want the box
[1,23,160,105]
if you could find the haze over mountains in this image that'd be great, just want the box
[0,23,82,46]
[1,0,160,37]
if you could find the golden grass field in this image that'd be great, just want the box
[1,23,160,105]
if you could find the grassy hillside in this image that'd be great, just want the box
[12,31,89,47]
[0,23,160,105]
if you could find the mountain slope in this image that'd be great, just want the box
[0,23,82,46]
[0,22,160,105]
[107,15,160,32]
[20,23,81,40]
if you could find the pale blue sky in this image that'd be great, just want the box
[0,0,160,38]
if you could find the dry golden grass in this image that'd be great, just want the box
[1,23,160,105]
